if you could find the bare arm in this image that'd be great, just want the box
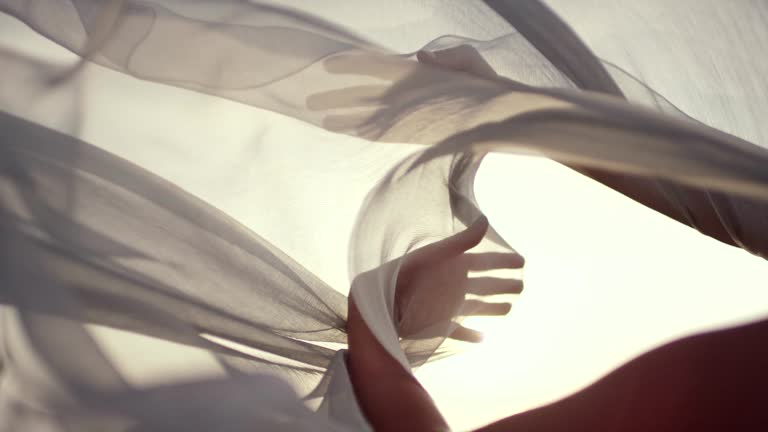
[347,194,768,432]
[577,167,768,258]
[418,46,768,260]
[346,216,524,431]
[346,48,768,431]
[474,316,768,432]
[347,300,449,432]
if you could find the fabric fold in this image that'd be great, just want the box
[1,1,768,430]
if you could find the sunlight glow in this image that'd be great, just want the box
[416,153,768,430]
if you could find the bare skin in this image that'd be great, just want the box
[347,216,523,432]
[415,45,768,260]
[346,46,768,431]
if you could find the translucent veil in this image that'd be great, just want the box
[1,0,767,430]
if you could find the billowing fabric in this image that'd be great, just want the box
[0,0,767,430]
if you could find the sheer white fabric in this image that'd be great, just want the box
[1,1,767,431]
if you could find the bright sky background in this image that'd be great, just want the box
[420,153,768,429]
[4,9,768,431]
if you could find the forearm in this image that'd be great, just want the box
[577,166,768,259]
[474,317,768,432]
[346,300,448,432]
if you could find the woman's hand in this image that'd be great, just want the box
[345,216,522,432]
[395,216,524,342]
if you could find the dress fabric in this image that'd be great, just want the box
[0,1,767,430]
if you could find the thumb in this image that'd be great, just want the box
[409,216,490,267]
[417,45,498,79]
[445,215,490,255]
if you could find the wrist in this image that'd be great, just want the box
[346,296,366,337]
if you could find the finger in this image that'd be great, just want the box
[461,299,512,316]
[306,85,384,110]
[467,277,523,296]
[417,45,498,79]
[463,252,525,270]
[402,216,489,271]
[322,113,369,134]
[324,53,417,80]
[417,45,479,69]
[449,324,484,343]
[428,215,490,259]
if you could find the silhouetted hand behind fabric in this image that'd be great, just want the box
[395,216,524,343]
[305,48,501,141]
